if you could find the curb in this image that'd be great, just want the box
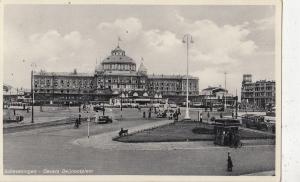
[242,170,275,176]
[112,120,174,141]
[3,117,88,133]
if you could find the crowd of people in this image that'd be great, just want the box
[215,129,241,147]
[141,106,181,121]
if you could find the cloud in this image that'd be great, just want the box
[94,15,258,75]
[4,29,97,88]
[4,11,268,96]
[253,16,275,30]
[97,17,143,41]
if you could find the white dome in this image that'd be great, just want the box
[138,62,147,73]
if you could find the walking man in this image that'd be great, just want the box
[227,152,233,172]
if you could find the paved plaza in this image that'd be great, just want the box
[3,108,275,175]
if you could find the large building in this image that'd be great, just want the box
[33,45,199,105]
[241,74,275,109]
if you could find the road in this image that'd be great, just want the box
[3,109,275,175]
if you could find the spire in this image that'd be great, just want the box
[117,36,122,48]
[138,57,147,74]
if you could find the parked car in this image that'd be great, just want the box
[95,116,113,124]
[241,114,274,132]
[93,105,105,112]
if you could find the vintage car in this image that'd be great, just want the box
[4,114,24,123]
[241,114,275,132]
[95,116,113,124]
[93,105,105,112]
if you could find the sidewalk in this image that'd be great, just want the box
[73,119,177,150]
[243,170,275,176]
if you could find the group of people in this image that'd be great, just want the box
[215,129,241,147]
[142,107,181,121]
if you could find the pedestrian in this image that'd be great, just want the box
[13,109,16,116]
[221,131,225,145]
[227,152,233,172]
[148,111,151,118]
[78,114,81,125]
[220,112,223,118]
[75,118,79,128]
[207,112,210,120]
[27,107,29,113]
[143,111,146,118]
[200,113,203,123]
[232,112,234,118]
[173,111,178,121]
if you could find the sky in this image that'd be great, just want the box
[3,4,276,97]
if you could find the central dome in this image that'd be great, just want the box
[102,46,136,64]
[100,46,136,72]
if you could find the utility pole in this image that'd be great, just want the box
[224,72,227,111]
[31,70,34,123]
[30,63,37,123]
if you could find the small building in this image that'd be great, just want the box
[199,86,236,108]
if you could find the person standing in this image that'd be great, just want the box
[227,152,233,172]
[178,107,181,115]
[200,113,203,123]
[207,112,210,121]
[78,114,81,125]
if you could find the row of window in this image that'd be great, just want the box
[103,64,136,71]
[98,79,145,84]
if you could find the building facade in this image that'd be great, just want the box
[33,45,199,104]
[241,74,275,110]
[199,86,236,108]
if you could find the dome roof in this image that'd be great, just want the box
[102,46,136,64]
[102,55,135,64]
[138,62,147,73]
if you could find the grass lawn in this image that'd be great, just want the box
[115,121,275,143]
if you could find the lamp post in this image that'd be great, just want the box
[182,34,194,120]
[224,72,227,111]
[31,63,37,123]
[120,92,124,119]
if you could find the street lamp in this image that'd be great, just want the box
[31,63,37,123]
[224,72,227,111]
[182,34,194,120]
